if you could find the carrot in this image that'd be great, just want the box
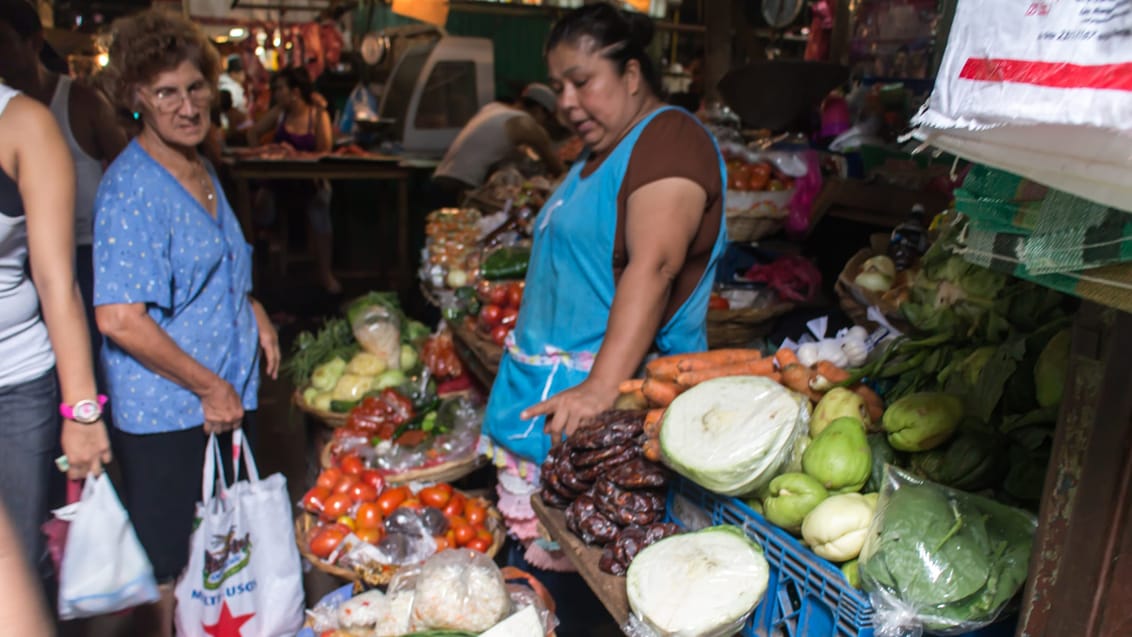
[781,364,822,402]
[810,361,852,391]
[643,438,662,463]
[674,349,763,373]
[774,348,799,370]
[644,409,664,438]
[852,383,885,423]
[642,377,683,408]
[644,354,687,382]
[619,378,645,394]
[675,357,777,387]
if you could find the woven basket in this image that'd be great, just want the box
[707,301,796,348]
[295,496,506,587]
[835,247,912,332]
[292,388,349,428]
[321,442,487,485]
[725,189,793,243]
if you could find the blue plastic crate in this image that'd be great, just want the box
[664,478,1020,637]
[665,477,876,637]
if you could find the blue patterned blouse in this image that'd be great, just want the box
[93,140,259,434]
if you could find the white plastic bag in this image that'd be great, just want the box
[56,473,159,619]
[174,431,304,637]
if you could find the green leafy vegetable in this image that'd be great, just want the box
[282,318,359,387]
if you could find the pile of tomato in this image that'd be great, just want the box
[475,280,524,346]
[726,159,794,192]
[301,453,494,561]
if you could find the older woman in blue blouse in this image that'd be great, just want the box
[92,12,279,636]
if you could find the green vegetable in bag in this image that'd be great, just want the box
[859,469,1035,634]
[481,246,530,281]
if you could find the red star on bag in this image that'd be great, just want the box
[202,601,254,637]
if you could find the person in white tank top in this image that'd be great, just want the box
[0,0,128,414]
[0,76,111,596]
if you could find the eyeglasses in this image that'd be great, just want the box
[143,81,214,114]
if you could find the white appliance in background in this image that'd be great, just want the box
[377,36,495,156]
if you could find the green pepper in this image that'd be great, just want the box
[481,246,530,281]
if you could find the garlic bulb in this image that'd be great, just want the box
[797,343,821,367]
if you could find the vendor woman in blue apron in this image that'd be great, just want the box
[480,2,727,572]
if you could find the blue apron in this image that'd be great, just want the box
[482,106,728,463]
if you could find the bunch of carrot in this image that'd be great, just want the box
[624,347,884,463]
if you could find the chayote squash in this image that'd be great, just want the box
[763,472,829,534]
[803,417,871,494]
[883,392,963,452]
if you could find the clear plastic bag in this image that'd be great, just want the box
[352,305,403,369]
[368,396,482,474]
[409,549,512,632]
[858,467,1036,637]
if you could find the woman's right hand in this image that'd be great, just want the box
[201,378,244,433]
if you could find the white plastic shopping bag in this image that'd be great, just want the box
[174,431,304,637]
[56,473,159,619]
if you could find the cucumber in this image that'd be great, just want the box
[329,399,359,413]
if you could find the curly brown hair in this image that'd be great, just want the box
[101,9,221,119]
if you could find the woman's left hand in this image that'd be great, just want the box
[251,299,280,380]
[522,377,620,445]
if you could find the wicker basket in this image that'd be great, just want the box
[707,301,796,348]
[292,388,349,428]
[725,189,793,243]
[320,442,487,485]
[295,496,506,587]
[835,247,913,332]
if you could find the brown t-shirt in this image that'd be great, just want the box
[581,109,723,324]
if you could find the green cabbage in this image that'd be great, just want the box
[659,376,809,496]
[627,526,768,637]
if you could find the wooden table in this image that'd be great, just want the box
[226,156,427,293]
[531,494,630,627]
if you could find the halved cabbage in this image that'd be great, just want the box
[660,376,809,496]
[626,526,769,637]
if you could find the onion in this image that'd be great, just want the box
[854,271,893,293]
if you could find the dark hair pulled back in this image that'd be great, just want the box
[545,2,663,98]
[276,66,315,103]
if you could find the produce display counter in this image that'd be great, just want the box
[530,495,630,627]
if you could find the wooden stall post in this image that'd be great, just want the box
[1020,303,1132,636]
[702,0,732,102]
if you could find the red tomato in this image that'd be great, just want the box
[708,294,730,310]
[320,493,353,522]
[433,536,451,552]
[479,304,503,328]
[443,493,467,518]
[333,475,360,495]
[465,501,487,526]
[466,537,491,553]
[475,527,493,543]
[309,526,347,559]
[400,497,424,511]
[360,469,385,494]
[315,467,342,490]
[301,486,331,513]
[355,526,382,546]
[349,482,379,503]
[506,283,524,309]
[498,307,518,328]
[377,486,409,517]
[419,485,452,509]
[490,325,510,346]
[355,502,383,530]
[339,453,365,476]
[487,284,509,306]
[451,519,475,546]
